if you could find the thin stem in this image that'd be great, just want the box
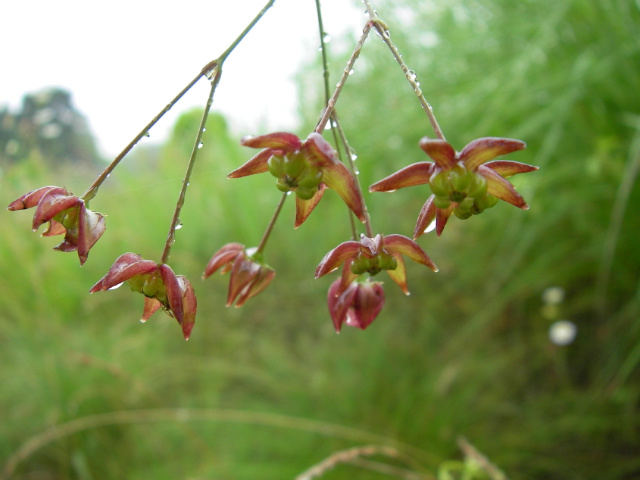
[315,0,331,108]
[161,69,221,264]
[81,73,203,203]
[362,0,446,140]
[315,21,372,133]
[256,192,288,255]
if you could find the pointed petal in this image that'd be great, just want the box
[227,149,273,178]
[386,254,409,295]
[203,243,245,278]
[328,280,358,333]
[141,297,162,322]
[479,165,529,209]
[413,196,437,240]
[315,241,361,278]
[301,133,337,168]
[294,185,325,228]
[347,282,385,330]
[369,162,434,192]
[241,132,302,151]
[7,186,67,211]
[336,260,359,296]
[90,253,158,292]
[43,219,67,237]
[32,192,81,231]
[484,160,538,178]
[435,204,454,236]
[419,138,457,169]
[227,256,260,307]
[383,234,438,272]
[176,276,197,340]
[320,161,365,222]
[460,137,526,171]
[160,264,184,324]
[76,204,106,265]
[234,266,275,307]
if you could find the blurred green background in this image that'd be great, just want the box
[2,0,639,478]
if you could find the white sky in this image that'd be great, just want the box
[1,0,362,157]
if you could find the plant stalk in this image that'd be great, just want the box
[256,192,288,255]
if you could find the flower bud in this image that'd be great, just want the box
[267,155,285,178]
[283,152,306,178]
[429,170,450,197]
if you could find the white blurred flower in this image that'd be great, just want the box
[549,320,577,346]
[542,286,565,305]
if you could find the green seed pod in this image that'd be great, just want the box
[351,255,371,275]
[267,155,285,178]
[449,191,467,203]
[283,153,306,178]
[453,208,473,220]
[468,173,488,198]
[141,273,163,298]
[433,195,451,209]
[58,207,78,229]
[275,178,291,192]
[377,252,398,271]
[429,170,450,197]
[295,186,317,200]
[450,163,470,192]
[297,167,323,188]
[472,194,498,214]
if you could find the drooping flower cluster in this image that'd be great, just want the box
[8,186,106,265]
[90,253,197,340]
[316,234,438,331]
[370,137,537,237]
[229,132,365,227]
[203,243,275,307]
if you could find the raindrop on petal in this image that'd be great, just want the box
[108,282,124,291]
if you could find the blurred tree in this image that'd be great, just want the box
[0,87,100,166]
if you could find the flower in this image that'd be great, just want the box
[328,278,385,332]
[203,243,275,307]
[228,132,365,227]
[369,137,538,237]
[316,233,438,297]
[8,185,106,264]
[90,253,197,340]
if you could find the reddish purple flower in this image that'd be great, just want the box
[8,186,105,264]
[316,233,438,296]
[228,132,365,228]
[90,253,197,340]
[203,243,275,307]
[328,278,385,332]
[370,137,537,237]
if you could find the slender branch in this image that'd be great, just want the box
[315,0,331,107]
[315,21,372,133]
[161,69,221,264]
[81,73,203,203]
[82,0,276,204]
[256,192,288,255]
[362,0,445,140]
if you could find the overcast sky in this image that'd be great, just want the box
[1,0,362,156]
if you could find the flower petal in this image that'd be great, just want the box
[141,297,162,322]
[419,138,457,169]
[241,132,302,151]
[160,264,184,323]
[32,191,81,231]
[383,234,438,272]
[7,186,67,211]
[77,204,106,265]
[43,219,67,237]
[328,280,358,333]
[203,243,245,278]
[460,137,526,171]
[301,133,337,168]
[413,195,437,240]
[484,160,538,178]
[234,266,275,307]
[315,241,361,278]
[435,203,454,236]
[227,149,273,178]
[386,254,409,295]
[369,162,435,192]
[346,282,385,330]
[319,161,365,222]
[294,184,325,228]
[90,253,158,292]
[479,165,529,209]
[176,275,197,340]
[227,256,260,307]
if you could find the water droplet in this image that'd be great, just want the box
[324,122,333,130]
[108,282,124,291]
[286,191,292,195]
[406,70,417,81]
[348,68,355,75]
[423,219,436,233]
[201,127,207,132]
[323,32,331,43]
[144,131,150,137]
[354,169,360,175]
[175,223,183,230]
[197,142,204,149]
